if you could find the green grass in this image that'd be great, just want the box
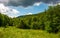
[0,27,60,38]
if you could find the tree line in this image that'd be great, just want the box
[0,5,60,33]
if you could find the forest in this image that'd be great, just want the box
[0,5,60,33]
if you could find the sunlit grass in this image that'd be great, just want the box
[0,27,60,38]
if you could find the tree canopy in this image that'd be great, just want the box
[0,5,60,33]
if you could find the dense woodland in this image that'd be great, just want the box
[0,5,60,33]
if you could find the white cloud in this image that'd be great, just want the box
[12,9,19,14]
[26,12,32,15]
[58,3,60,5]
[48,2,60,6]
[23,12,32,15]
[0,3,20,18]
[34,2,41,6]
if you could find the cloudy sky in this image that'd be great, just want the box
[0,0,60,18]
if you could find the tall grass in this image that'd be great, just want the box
[0,27,60,38]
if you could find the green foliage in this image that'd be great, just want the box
[0,5,60,33]
[0,13,11,27]
[13,5,60,33]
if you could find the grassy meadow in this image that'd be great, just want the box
[0,27,60,38]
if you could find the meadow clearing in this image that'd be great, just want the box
[0,27,60,38]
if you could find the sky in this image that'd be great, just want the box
[0,0,60,18]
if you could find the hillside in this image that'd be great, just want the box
[0,5,60,33]
[12,5,60,33]
[0,5,60,38]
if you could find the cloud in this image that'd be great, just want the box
[34,2,41,6]
[0,0,60,7]
[58,3,60,5]
[47,3,60,6]
[11,9,19,14]
[0,3,20,18]
[26,12,32,15]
